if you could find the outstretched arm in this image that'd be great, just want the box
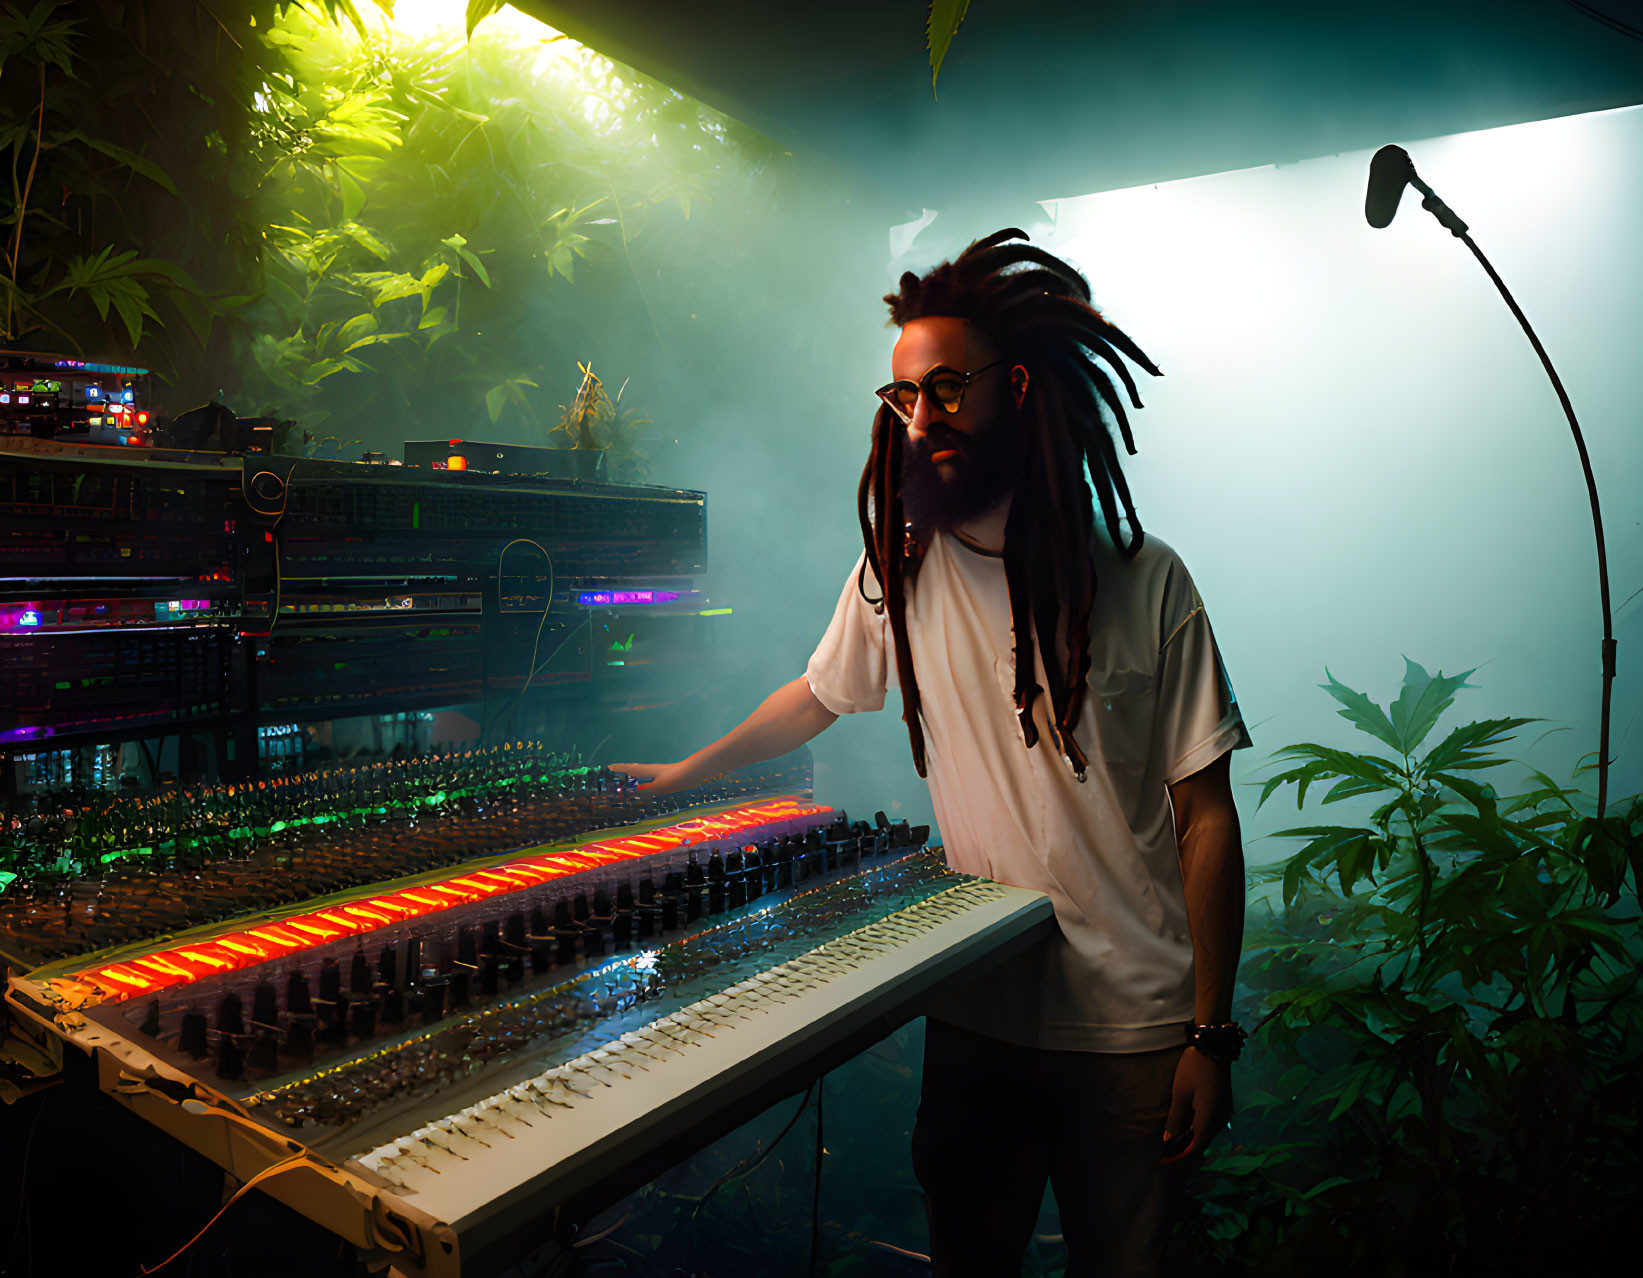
[609,675,839,795]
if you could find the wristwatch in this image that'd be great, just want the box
[1185,1021,1247,1063]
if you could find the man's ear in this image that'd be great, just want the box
[1012,364,1029,408]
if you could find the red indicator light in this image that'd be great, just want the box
[448,439,462,447]
[446,455,467,471]
[135,411,149,425]
[64,799,830,1004]
[264,531,274,543]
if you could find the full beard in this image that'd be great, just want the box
[900,421,1022,533]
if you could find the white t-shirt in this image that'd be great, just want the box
[804,521,1252,1053]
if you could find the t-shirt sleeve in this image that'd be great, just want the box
[804,551,890,716]
[1152,555,1252,786]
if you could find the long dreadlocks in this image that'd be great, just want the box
[857,227,1162,781]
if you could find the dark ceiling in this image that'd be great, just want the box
[513,0,1643,224]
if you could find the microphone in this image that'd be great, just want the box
[1354,137,1616,823]
[1364,144,1468,237]
[1365,145,1415,228]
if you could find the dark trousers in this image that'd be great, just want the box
[911,1018,1200,1278]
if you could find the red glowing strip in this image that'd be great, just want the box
[67,798,829,1003]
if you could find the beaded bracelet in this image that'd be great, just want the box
[1185,1021,1248,1062]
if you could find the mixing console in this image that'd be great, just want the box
[4,769,1052,1276]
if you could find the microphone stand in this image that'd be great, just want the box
[1401,172,1617,827]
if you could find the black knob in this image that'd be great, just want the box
[421,977,448,1024]
[318,957,341,1003]
[377,945,398,990]
[249,979,276,1025]
[287,971,313,1016]
[325,994,350,1047]
[179,1008,209,1059]
[217,992,245,1037]
[726,850,746,908]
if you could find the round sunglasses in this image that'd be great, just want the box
[875,359,1008,427]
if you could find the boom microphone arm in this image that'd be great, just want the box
[1365,146,1618,827]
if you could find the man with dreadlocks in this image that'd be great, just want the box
[613,228,1252,1277]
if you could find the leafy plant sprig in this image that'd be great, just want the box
[1183,659,1643,1272]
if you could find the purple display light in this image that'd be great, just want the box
[575,589,683,607]
[2,607,43,631]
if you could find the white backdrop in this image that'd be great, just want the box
[1010,104,1643,864]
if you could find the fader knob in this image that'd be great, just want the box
[216,992,245,1037]
[252,980,279,1029]
[179,1008,208,1058]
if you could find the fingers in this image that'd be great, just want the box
[1161,1103,1231,1165]
[608,764,666,793]
[1161,1078,1194,1165]
[1172,1110,1214,1165]
[1160,1130,1198,1165]
[1160,1116,1210,1165]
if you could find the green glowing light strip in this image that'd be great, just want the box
[86,769,600,869]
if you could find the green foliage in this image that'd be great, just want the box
[926,1,972,99]
[541,359,655,483]
[0,0,782,458]
[235,0,771,450]
[0,0,263,387]
[1181,658,1643,1273]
